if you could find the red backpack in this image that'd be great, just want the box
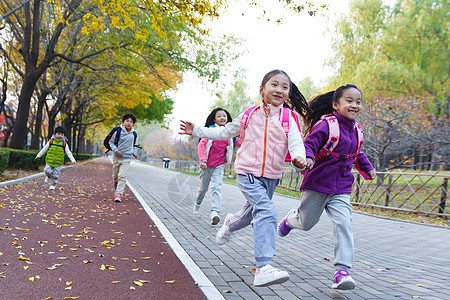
[310,114,370,179]
[240,106,301,162]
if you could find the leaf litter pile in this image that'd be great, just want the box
[0,158,206,300]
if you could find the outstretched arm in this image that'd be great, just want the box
[179,120,195,135]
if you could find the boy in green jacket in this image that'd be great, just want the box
[35,126,76,190]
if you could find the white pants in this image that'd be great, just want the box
[195,164,224,214]
[44,164,62,185]
[112,158,131,195]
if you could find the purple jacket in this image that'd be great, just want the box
[300,112,374,195]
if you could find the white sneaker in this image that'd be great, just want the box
[210,211,220,226]
[114,193,122,202]
[44,176,49,183]
[215,213,233,245]
[49,185,56,190]
[254,265,290,287]
[193,203,201,215]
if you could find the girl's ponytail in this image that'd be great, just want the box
[303,91,335,134]
[284,83,312,119]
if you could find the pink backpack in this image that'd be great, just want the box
[240,106,301,162]
[311,114,370,179]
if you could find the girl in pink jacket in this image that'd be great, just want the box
[195,108,236,226]
[180,70,310,287]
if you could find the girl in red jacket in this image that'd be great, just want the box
[195,108,236,226]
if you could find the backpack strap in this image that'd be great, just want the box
[353,122,370,179]
[49,138,66,148]
[114,127,122,146]
[315,114,340,159]
[239,106,258,142]
[281,107,301,136]
[315,114,362,160]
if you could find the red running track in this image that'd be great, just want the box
[0,157,206,300]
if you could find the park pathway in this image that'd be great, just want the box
[127,161,450,300]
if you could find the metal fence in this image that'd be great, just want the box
[280,164,450,217]
[145,158,449,217]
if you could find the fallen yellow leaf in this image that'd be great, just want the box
[29,277,35,281]
[66,281,72,286]
[134,281,143,286]
[18,257,30,261]
[23,266,29,270]
[112,281,121,283]
[165,280,175,283]
[417,284,427,287]
[63,297,79,299]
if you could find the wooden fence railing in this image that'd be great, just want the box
[146,158,449,217]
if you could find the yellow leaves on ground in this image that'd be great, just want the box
[18,256,30,261]
[46,263,63,270]
[100,264,116,271]
[165,280,175,284]
[28,275,40,281]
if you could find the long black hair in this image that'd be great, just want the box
[303,84,361,133]
[260,69,312,119]
[204,107,232,127]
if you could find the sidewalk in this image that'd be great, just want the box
[127,161,450,300]
[0,158,206,300]
[1,158,449,299]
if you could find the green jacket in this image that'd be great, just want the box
[46,139,66,167]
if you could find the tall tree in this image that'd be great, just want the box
[0,0,227,149]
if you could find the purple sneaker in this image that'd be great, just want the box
[331,270,356,290]
[277,209,297,237]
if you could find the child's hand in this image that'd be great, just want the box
[291,156,306,169]
[133,153,138,159]
[116,150,123,157]
[306,158,315,169]
[199,161,207,170]
[179,120,194,135]
[368,170,376,180]
[35,156,39,160]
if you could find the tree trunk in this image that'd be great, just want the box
[10,73,39,149]
[31,92,47,149]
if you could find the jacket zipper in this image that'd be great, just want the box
[261,106,269,177]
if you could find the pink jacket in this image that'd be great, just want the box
[192,102,305,179]
[198,137,234,164]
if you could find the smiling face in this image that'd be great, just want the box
[332,87,362,120]
[54,132,65,140]
[214,110,228,126]
[260,73,290,107]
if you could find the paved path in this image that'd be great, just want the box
[127,161,450,300]
[0,158,206,300]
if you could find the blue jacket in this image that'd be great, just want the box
[300,112,374,194]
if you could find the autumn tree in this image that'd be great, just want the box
[328,0,449,169]
[0,0,229,149]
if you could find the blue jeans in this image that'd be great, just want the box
[287,189,354,269]
[195,164,224,214]
[227,174,279,267]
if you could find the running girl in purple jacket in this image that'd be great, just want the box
[277,84,376,290]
